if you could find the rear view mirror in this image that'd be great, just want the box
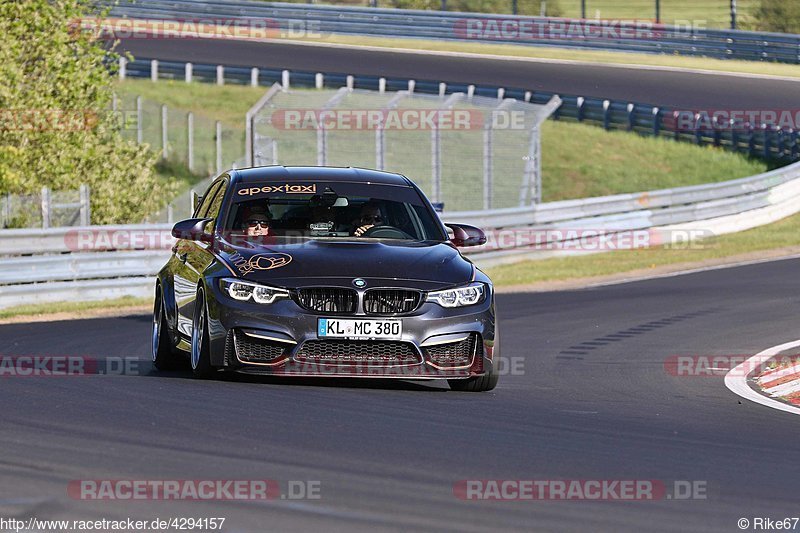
[445,223,487,247]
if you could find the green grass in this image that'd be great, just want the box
[115,79,264,126]
[487,208,800,286]
[115,80,768,210]
[540,121,767,201]
[0,296,151,320]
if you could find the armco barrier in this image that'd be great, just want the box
[1,159,799,308]
[101,0,800,64]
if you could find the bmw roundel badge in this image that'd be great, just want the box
[352,278,367,288]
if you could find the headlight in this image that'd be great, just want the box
[427,282,485,308]
[219,278,289,304]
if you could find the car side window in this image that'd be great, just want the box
[205,181,228,231]
[194,181,222,219]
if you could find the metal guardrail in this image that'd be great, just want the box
[124,58,799,164]
[2,159,799,307]
[103,0,800,64]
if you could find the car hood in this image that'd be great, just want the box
[215,238,473,290]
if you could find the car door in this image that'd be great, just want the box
[173,179,225,339]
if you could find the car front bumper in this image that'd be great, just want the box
[205,281,497,380]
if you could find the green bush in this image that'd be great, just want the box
[752,0,800,34]
[0,0,174,225]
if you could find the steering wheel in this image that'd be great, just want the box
[361,225,413,239]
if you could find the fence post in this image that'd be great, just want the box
[467,85,475,99]
[167,203,174,225]
[215,121,222,174]
[136,96,142,144]
[408,79,416,94]
[346,75,354,90]
[161,105,168,159]
[41,186,51,229]
[185,62,193,83]
[79,184,90,226]
[652,106,661,136]
[581,0,586,18]
[251,67,259,87]
[763,126,772,160]
[730,0,737,30]
[112,92,118,112]
[187,112,194,172]
[216,65,224,86]
[439,82,446,97]
[316,125,327,166]
[282,69,290,90]
[2,192,10,228]
[119,57,127,81]
[150,59,158,82]
[375,124,385,170]
[271,139,278,165]
[576,96,585,122]
[627,103,635,131]
[379,77,386,93]
[655,0,661,23]
[315,73,324,89]
[524,91,532,102]
[245,112,253,167]
[497,87,504,100]
[483,123,493,210]
[602,100,611,130]
[431,125,441,204]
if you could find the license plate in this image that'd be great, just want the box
[317,318,402,340]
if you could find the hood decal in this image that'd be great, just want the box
[228,251,293,276]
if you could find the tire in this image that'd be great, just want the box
[190,288,215,379]
[152,287,180,371]
[448,370,498,392]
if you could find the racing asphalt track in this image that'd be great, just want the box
[1,257,799,531]
[116,38,800,110]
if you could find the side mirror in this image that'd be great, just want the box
[445,223,487,247]
[172,218,213,243]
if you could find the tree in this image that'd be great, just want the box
[752,0,800,34]
[0,0,173,225]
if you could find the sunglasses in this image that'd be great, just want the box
[246,220,269,228]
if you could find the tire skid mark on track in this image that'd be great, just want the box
[557,307,721,358]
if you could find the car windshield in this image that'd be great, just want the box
[223,181,446,242]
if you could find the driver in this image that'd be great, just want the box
[243,212,270,237]
[352,201,385,237]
